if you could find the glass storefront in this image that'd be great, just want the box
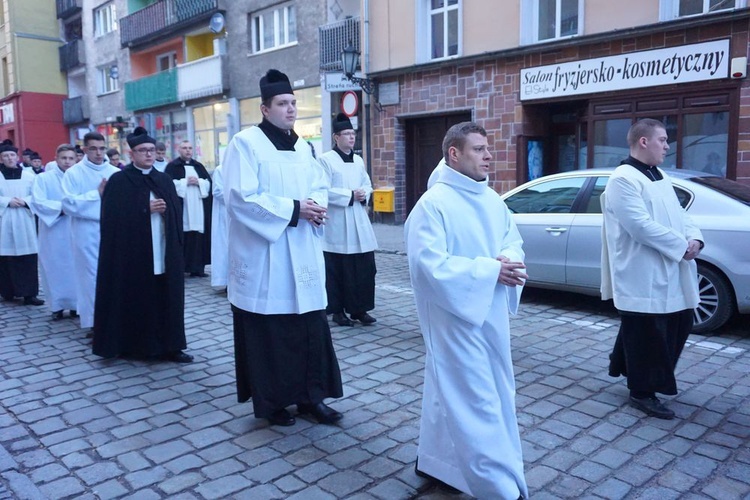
[193,102,229,171]
[154,109,188,163]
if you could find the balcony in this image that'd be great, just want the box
[120,0,220,49]
[59,39,85,72]
[125,69,178,111]
[57,0,82,19]
[177,55,227,101]
[319,17,360,72]
[62,96,89,125]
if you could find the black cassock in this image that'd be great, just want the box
[93,165,186,358]
[165,158,212,273]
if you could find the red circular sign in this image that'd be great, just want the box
[341,91,359,117]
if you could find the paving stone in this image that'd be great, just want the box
[124,465,169,489]
[76,461,124,486]
[591,478,632,499]
[569,460,611,482]
[195,474,253,500]
[674,455,718,479]
[318,470,373,497]
[158,472,204,495]
[142,440,194,464]
[274,474,307,494]
[90,479,129,500]
[295,461,338,483]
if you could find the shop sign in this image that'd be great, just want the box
[0,103,14,124]
[520,39,729,101]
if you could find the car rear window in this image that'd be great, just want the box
[690,177,750,206]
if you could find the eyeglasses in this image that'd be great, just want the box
[338,131,356,137]
[133,148,156,155]
[87,147,108,153]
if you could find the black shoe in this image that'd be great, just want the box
[2,295,14,301]
[332,312,354,327]
[164,351,194,363]
[268,408,296,427]
[297,402,342,424]
[189,272,209,277]
[86,329,94,339]
[24,296,44,306]
[415,459,461,494]
[52,310,64,321]
[629,396,675,419]
[351,312,377,325]
[70,310,78,318]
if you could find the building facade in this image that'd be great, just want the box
[365,0,750,223]
[0,0,69,160]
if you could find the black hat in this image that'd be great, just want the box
[332,113,354,134]
[22,148,33,156]
[1,139,13,146]
[259,69,293,101]
[127,126,156,149]
[74,145,84,154]
[30,153,41,160]
[0,144,18,154]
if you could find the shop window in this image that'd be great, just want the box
[661,0,746,19]
[249,3,297,54]
[593,119,630,169]
[96,66,119,95]
[682,112,728,176]
[240,97,263,129]
[522,0,581,44]
[94,3,117,38]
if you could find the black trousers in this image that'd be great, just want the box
[183,231,205,274]
[609,309,693,396]
[324,251,376,316]
[0,254,39,299]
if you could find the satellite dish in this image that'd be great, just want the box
[209,13,225,34]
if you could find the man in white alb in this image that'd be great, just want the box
[30,144,79,320]
[61,132,119,330]
[406,121,528,499]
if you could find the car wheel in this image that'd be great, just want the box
[692,264,735,333]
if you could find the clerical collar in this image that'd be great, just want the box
[258,118,299,151]
[135,165,153,174]
[333,146,354,163]
[622,156,663,182]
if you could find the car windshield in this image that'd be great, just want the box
[689,176,750,206]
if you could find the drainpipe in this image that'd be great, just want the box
[363,0,373,190]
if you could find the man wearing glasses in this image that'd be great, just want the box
[92,127,191,363]
[61,132,119,332]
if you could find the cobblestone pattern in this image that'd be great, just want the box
[0,251,748,499]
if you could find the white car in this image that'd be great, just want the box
[502,168,750,333]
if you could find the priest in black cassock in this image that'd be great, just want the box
[92,127,193,363]
[165,141,212,277]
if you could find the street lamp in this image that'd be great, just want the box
[341,42,377,96]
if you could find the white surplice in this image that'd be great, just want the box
[318,150,377,254]
[601,164,702,314]
[405,165,528,500]
[0,168,37,256]
[152,159,168,173]
[61,158,120,328]
[222,126,328,314]
[210,165,228,287]
[173,165,210,232]
[29,164,77,311]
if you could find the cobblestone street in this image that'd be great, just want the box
[1,237,749,499]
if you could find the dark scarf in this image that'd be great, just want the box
[258,118,299,151]
[333,146,354,163]
[622,156,663,182]
[0,165,23,180]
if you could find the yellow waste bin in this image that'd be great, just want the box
[372,187,395,213]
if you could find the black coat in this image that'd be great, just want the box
[165,157,212,264]
[93,165,186,358]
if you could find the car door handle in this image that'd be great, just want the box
[545,227,568,233]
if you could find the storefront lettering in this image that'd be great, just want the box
[520,40,729,101]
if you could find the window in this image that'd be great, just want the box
[97,66,119,95]
[94,3,117,38]
[156,52,177,72]
[505,177,587,214]
[522,0,581,44]
[428,0,460,60]
[250,4,296,53]
[661,0,746,19]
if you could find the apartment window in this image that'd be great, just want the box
[428,0,460,60]
[538,0,579,41]
[678,0,743,16]
[97,66,119,95]
[250,4,297,53]
[157,52,177,72]
[94,3,117,37]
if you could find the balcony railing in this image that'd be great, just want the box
[62,96,89,125]
[59,39,85,72]
[125,69,178,111]
[57,0,82,19]
[120,0,220,48]
[319,17,360,72]
[177,55,227,101]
